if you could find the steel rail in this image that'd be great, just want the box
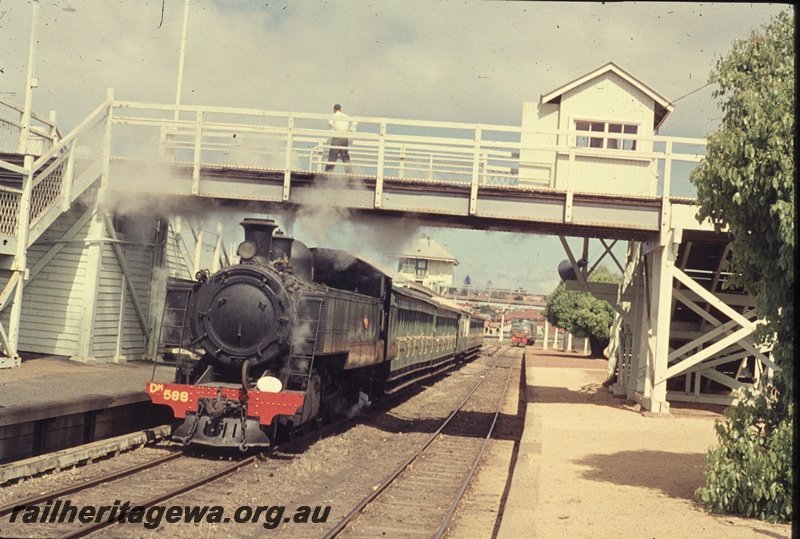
[0,452,181,518]
[1,350,494,537]
[434,349,515,538]
[322,349,510,539]
[58,455,257,539]
[3,411,353,537]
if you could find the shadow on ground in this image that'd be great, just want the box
[529,382,631,407]
[573,449,707,500]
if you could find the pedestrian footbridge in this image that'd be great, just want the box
[101,96,708,240]
[0,91,772,414]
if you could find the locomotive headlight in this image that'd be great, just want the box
[237,240,258,261]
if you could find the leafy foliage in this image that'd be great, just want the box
[690,11,795,398]
[478,304,494,316]
[690,11,795,523]
[544,266,619,356]
[696,381,794,523]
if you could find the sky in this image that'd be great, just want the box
[0,1,791,294]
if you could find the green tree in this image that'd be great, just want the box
[690,11,794,523]
[690,10,794,395]
[544,265,619,357]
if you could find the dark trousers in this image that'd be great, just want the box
[325,137,353,174]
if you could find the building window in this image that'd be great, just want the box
[415,259,428,278]
[399,258,415,273]
[575,120,638,151]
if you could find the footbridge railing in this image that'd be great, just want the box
[0,98,62,156]
[0,97,112,255]
[0,96,112,364]
[108,101,706,207]
[0,96,710,259]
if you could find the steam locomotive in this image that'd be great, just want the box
[147,219,485,450]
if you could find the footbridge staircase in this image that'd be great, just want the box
[1,96,111,367]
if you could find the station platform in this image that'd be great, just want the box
[496,350,792,539]
[0,356,174,465]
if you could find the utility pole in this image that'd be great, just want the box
[174,0,191,121]
[18,0,40,154]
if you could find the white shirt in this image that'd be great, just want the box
[329,110,357,133]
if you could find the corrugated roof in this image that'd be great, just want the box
[396,234,459,265]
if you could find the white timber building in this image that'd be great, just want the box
[519,62,672,196]
[395,234,459,294]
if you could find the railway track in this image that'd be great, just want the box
[0,416,347,539]
[0,447,260,539]
[323,345,519,538]
[0,374,448,539]
[0,346,507,538]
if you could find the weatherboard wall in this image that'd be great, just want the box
[555,71,658,196]
[91,239,154,361]
[519,101,560,188]
[521,69,661,197]
[14,208,90,357]
[0,207,158,361]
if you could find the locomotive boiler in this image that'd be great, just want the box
[148,218,484,450]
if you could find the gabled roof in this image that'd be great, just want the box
[397,234,459,265]
[540,62,674,131]
[505,309,544,321]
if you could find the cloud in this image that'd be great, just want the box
[3,2,785,133]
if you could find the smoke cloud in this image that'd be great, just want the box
[101,131,424,278]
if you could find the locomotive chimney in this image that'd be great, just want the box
[239,219,279,264]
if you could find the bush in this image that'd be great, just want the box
[695,380,794,522]
[544,266,619,357]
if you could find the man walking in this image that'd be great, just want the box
[325,104,357,174]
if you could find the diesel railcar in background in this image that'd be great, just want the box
[510,319,537,347]
[148,219,485,450]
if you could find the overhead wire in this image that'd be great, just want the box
[671,81,714,104]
